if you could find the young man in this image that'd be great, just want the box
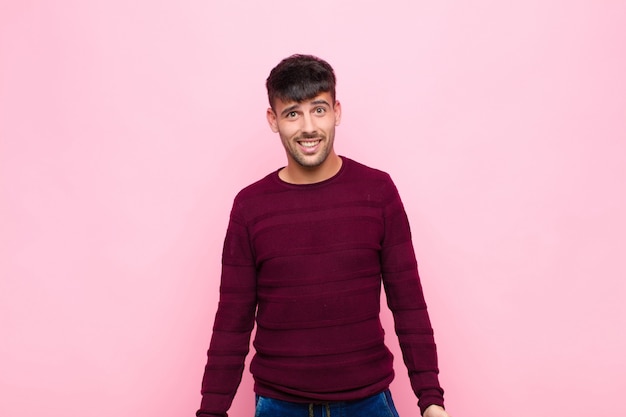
[197,55,450,417]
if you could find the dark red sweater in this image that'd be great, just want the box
[198,157,444,416]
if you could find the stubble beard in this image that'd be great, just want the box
[287,133,333,169]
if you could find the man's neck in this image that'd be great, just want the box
[279,154,343,185]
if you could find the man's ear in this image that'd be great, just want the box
[334,100,342,126]
[267,108,279,133]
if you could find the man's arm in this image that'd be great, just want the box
[197,206,257,417]
[379,175,446,415]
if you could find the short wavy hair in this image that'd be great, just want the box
[266,54,336,110]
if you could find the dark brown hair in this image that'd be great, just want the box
[266,54,336,110]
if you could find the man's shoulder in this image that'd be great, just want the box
[342,157,402,205]
[234,170,280,201]
[343,156,393,183]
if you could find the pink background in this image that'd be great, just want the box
[1,1,625,416]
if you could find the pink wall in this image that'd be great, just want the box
[1,1,624,416]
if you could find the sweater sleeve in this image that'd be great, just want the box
[197,201,257,417]
[379,176,445,415]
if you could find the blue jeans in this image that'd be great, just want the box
[254,389,400,417]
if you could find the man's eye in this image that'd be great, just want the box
[315,107,326,114]
[287,111,298,118]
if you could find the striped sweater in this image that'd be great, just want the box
[198,157,444,416]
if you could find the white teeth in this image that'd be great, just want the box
[300,140,320,147]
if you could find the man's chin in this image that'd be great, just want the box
[294,155,327,169]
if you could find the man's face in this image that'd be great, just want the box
[267,92,342,170]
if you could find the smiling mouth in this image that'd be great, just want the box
[299,140,321,148]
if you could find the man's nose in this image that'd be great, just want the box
[301,113,316,134]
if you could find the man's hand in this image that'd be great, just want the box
[423,404,451,417]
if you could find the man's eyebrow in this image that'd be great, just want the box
[310,99,331,107]
[280,104,300,117]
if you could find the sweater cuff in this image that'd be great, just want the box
[196,411,227,417]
